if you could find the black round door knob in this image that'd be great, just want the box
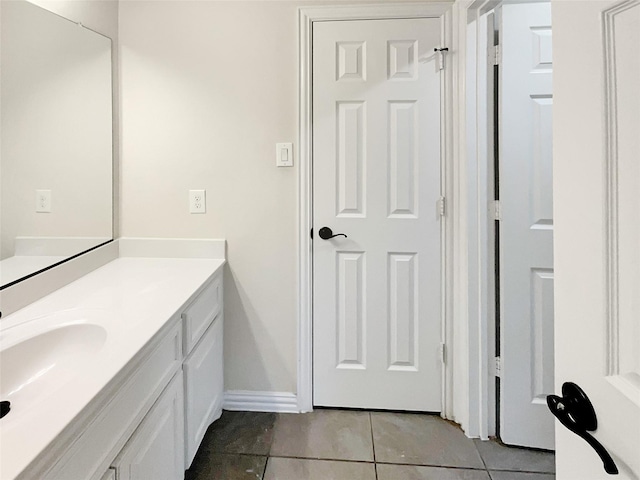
[318,227,347,240]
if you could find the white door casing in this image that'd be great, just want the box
[499,3,555,450]
[553,0,640,478]
[312,18,443,411]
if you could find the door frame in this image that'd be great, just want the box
[460,0,557,443]
[447,0,499,439]
[296,2,455,414]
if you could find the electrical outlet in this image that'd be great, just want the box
[36,190,52,213]
[189,189,206,214]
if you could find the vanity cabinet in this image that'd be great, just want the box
[43,321,183,480]
[107,269,224,478]
[28,267,224,480]
[184,312,224,466]
[112,371,185,480]
[113,272,224,480]
[182,270,224,467]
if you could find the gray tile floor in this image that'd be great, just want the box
[185,409,555,480]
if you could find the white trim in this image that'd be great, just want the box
[299,2,453,22]
[603,0,639,378]
[478,8,498,440]
[454,0,507,440]
[297,2,455,417]
[296,5,314,413]
[603,0,639,404]
[223,391,299,414]
[441,3,456,422]
[449,0,471,432]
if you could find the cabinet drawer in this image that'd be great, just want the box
[182,273,222,354]
[44,322,182,480]
[184,315,224,467]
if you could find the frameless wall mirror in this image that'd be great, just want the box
[0,0,113,289]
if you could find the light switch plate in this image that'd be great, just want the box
[36,190,52,213]
[189,190,206,214]
[276,143,293,167]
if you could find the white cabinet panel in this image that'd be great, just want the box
[113,372,185,480]
[184,315,224,468]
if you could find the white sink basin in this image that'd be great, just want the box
[0,324,107,415]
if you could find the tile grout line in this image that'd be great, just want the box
[485,468,556,474]
[262,455,270,479]
[369,412,378,480]
[214,451,553,477]
[473,438,491,474]
[263,412,277,479]
[266,454,375,465]
[264,453,491,471]
[369,412,377,463]
[374,461,491,471]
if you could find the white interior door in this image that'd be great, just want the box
[499,3,555,450]
[553,0,640,478]
[312,18,442,411]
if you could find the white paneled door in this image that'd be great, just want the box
[553,0,640,478]
[499,3,555,450]
[312,18,442,411]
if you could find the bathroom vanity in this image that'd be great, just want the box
[0,241,225,480]
[0,4,227,477]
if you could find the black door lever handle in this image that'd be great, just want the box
[318,227,347,240]
[547,382,618,475]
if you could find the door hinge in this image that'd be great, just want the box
[439,343,446,364]
[494,356,502,378]
[492,200,502,221]
[434,47,449,71]
[437,197,446,217]
[490,44,501,66]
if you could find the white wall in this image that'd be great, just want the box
[120,0,298,394]
[119,0,434,395]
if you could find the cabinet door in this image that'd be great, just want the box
[184,316,224,467]
[113,372,184,480]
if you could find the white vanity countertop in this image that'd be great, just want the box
[0,256,224,480]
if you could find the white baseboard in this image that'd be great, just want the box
[223,391,299,413]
